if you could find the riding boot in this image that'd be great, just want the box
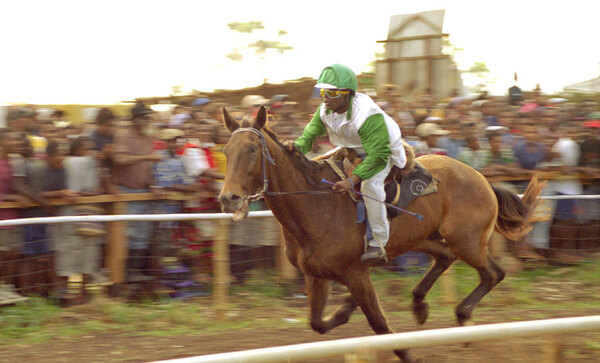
[360,245,387,265]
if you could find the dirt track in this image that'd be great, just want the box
[3,307,599,363]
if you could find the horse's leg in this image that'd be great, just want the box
[306,275,358,334]
[454,256,505,326]
[345,271,416,363]
[411,239,457,325]
[446,232,506,326]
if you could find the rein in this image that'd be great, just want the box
[230,127,422,221]
[231,127,340,201]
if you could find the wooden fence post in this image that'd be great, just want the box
[107,201,127,284]
[213,218,231,320]
[542,335,563,363]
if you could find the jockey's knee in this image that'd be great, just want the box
[360,178,383,194]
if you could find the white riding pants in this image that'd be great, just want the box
[361,159,393,248]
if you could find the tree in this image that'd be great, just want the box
[467,62,490,75]
[442,38,463,56]
[227,21,264,33]
[248,40,292,55]
[226,20,293,62]
[464,61,495,94]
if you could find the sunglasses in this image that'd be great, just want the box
[320,89,350,99]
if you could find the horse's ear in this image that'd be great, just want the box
[222,108,239,133]
[253,106,267,130]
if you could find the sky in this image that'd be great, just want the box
[1,0,599,104]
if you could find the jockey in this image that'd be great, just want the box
[294,64,407,264]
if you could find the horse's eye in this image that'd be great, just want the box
[249,145,258,153]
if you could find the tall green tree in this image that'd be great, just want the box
[226,21,293,61]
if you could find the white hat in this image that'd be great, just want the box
[53,120,72,128]
[160,128,185,140]
[484,126,509,133]
[415,122,450,138]
[241,95,268,108]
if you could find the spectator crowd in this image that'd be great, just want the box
[0,86,599,305]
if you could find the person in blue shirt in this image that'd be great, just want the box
[512,123,546,170]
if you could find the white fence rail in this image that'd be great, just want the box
[0,195,598,228]
[0,211,275,227]
[153,315,600,363]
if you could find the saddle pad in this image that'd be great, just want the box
[385,161,437,218]
[324,158,436,219]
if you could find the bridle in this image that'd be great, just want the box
[231,127,276,202]
[230,127,340,202]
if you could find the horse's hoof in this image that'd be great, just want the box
[394,349,422,363]
[458,318,475,347]
[460,318,475,327]
[456,312,473,327]
[411,300,429,325]
[309,322,328,335]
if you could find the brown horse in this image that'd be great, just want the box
[218,107,544,362]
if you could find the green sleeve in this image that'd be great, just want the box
[353,114,391,180]
[294,105,327,154]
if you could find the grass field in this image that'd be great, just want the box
[1,259,599,348]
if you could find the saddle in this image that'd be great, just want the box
[319,142,437,218]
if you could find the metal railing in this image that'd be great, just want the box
[152,315,600,363]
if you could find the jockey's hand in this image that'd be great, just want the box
[282,140,298,153]
[332,175,361,193]
[332,179,354,192]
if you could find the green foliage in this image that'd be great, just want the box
[1,261,600,347]
[585,341,600,350]
[248,40,293,55]
[227,21,264,33]
[467,61,490,74]
[226,50,243,61]
[0,298,60,339]
[442,38,463,55]
[225,20,292,62]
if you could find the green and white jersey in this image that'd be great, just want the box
[295,93,406,180]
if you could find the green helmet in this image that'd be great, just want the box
[315,64,358,91]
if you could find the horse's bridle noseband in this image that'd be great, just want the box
[231,127,276,202]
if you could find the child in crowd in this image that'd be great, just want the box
[0,130,27,298]
[42,140,83,303]
[19,135,56,296]
[63,137,107,287]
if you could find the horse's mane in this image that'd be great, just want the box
[258,124,325,188]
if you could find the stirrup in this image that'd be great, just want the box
[361,245,388,264]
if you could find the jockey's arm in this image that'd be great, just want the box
[294,105,326,154]
[333,114,391,193]
[353,114,392,181]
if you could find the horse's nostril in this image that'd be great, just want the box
[230,194,241,202]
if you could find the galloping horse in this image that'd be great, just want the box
[218,107,544,362]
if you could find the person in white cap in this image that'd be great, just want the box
[293,64,407,264]
[413,122,450,157]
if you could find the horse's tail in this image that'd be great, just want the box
[492,174,547,240]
